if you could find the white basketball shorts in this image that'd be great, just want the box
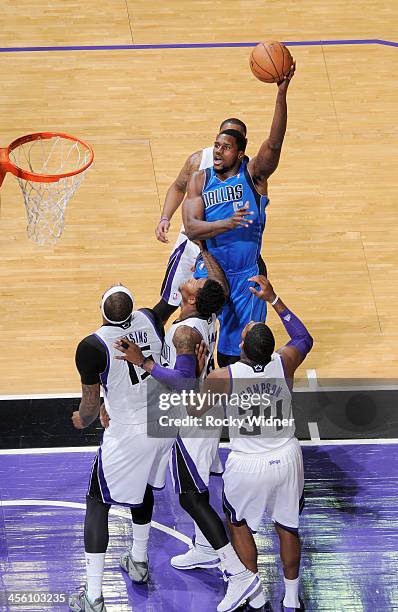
[88,420,175,506]
[170,434,223,494]
[160,231,200,307]
[222,437,305,533]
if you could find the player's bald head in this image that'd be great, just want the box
[219,118,247,136]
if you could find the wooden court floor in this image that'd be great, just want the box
[0,1,397,393]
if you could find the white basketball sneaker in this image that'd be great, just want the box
[171,541,221,570]
[217,569,261,612]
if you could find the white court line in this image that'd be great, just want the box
[0,393,81,400]
[308,422,321,441]
[219,439,398,447]
[0,447,99,455]
[1,438,398,456]
[306,369,318,389]
[0,500,191,545]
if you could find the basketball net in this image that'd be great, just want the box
[0,132,94,246]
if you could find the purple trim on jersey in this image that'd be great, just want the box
[274,520,299,536]
[193,325,205,340]
[138,308,164,344]
[97,447,145,507]
[222,491,257,532]
[86,455,97,498]
[161,240,188,302]
[171,443,182,493]
[227,365,233,397]
[222,491,238,523]
[93,333,110,393]
[210,471,224,476]
[176,435,208,492]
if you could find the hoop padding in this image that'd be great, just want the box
[7,133,94,246]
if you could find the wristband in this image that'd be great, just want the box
[270,295,279,306]
[160,216,169,222]
[139,357,151,368]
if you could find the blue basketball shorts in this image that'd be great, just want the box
[194,260,267,356]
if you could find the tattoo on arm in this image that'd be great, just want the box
[175,151,202,192]
[79,383,101,427]
[173,325,202,355]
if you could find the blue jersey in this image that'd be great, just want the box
[202,158,269,273]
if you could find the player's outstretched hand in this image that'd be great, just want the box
[195,339,209,376]
[71,410,85,429]
[100,403,110,429]
[155,218,170,243]
[227,202,254,230]
[248,275,277,302]
[113,338,145,365]
[277,60,296,92]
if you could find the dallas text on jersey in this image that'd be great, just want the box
[202,184,243,209]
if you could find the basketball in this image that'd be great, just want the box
[250,41,293,83]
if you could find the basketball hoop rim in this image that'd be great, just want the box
[0,131,94,184]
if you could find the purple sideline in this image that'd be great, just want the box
[0,39,396,53]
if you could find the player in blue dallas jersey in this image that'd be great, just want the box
[183,61,295,367]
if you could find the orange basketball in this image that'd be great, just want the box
[249,41,293,84]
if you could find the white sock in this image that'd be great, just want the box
[85,552,105,602]
[216,543,247,576]
[283,576,300,608]
[194,522,216,554]
[131,522,151,562]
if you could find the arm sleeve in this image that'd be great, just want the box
[75,335,107,385]
[151,354,197,392]
[278,308,314,358]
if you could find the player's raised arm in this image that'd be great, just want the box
[155,151,202,243]
[248,62,295,186]
[183,171,253,241]
[248,274,313,382]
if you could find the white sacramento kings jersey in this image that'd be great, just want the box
[227,353,295,453]
[161,313,217,380]
[199,146,214,171]
[94,310,163,425]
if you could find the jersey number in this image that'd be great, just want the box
[238,399,284,436]
[127,345,154,386]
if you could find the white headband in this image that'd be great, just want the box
[101,285,134,324]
